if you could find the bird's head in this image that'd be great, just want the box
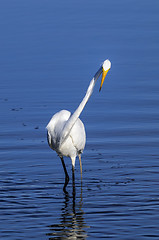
[99,59,111,92]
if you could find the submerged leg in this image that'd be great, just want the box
[60,156,69,192]
[79,154,82,181]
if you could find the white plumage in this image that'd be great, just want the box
[46,59,111,190]
[47,110,86,167]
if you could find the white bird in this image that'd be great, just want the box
[46,59,111,190]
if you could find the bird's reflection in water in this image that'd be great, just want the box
[46,181,89,239]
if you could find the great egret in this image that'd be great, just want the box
[46,59,111,190]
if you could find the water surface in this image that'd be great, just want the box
[0,0,159,239]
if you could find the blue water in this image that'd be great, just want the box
[0,0,159,239]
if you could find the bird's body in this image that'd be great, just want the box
[47,110,86,167]
[46,59,111,190]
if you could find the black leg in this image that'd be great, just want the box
[72,166,75,186]
[72,165,76,199]
[60,157,69,192]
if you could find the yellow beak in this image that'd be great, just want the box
[99,68,110,92]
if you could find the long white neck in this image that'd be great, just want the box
[60,65,103,146]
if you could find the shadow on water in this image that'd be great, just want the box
[46,179,89,239]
